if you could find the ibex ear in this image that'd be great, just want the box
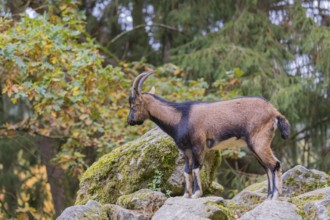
[148,86,156,94]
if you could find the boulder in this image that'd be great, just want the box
[75,128,222,205]
[152,196,229,220]
[116,189,167,212]
[57,200,152,220]
[104,204,150,220]
[290,187,330,220]
[232,181,267,206]
[238,200,302,220]
[56,200,107,220]
[225,181,268,219]
[282,165,330,197]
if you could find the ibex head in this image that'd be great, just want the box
[127,71,155,126]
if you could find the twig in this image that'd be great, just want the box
[81,32,119,63]
[107,23,182,48]
[223,158,260,177]
[290,117,330,140]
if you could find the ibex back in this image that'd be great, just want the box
[127,71,290,200]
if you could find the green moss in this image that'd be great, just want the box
[204,201,231,220]
[304,173,311,178]
[289,194,326,218]
[116,191,151,210]
[285,176,295,186]
[283,172,330,197]
[295,169,302,175]
[225,200,256,219]
[75,129,179,205]
[328,206,330,216]
[235,191,265,206]
[201,150,222,195]
[245,181,267,192]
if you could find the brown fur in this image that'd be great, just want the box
[142,94,182,125]
[128,87,289,200]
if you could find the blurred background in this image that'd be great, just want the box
[0,0,329,218]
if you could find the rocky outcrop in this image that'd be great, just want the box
[75,128,222,205]
[58,128,330,220]
[59,165,330,220]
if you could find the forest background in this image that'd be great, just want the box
[0,0,329,219]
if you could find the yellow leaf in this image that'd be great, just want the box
[72,86,80,96]
[51,110,57,118]
[50,56,58,64]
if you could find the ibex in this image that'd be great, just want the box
[127,71,290,200]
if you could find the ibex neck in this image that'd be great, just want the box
[145,94,182,138]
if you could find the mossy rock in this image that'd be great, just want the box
[282,165,330,197]
[231,179,267,207]
[239,200,302,220]
[152,196,228,220]
[116,189,166,212]
[289,187,330,219]
[57,200,108,220]
[75,128,222,205]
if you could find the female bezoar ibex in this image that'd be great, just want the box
[127,71,290,200]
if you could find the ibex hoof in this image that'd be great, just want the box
[191,190,202,199]
[267,191,279,200]
[183,193,191,198]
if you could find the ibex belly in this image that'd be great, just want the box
[210,137,247,150]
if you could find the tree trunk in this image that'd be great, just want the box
[126,0,150,60]
[37,136,65,217]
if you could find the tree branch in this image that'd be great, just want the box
[80,31,119,63]
[290,117,330,140]
[107,23,182,48]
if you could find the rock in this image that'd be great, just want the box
[238,200,302,220]
[104,204,150,220]
[75,128,222,205]
[116,189,167,212]
[57,199,152,220]
[282,165,330,197]
[290,187,330,220]
[304,200,330,220]
[166,155,185,195]
[209,181,225,196]
[57,200,107,220]
[226,181,268,219]
[61,165,330,220]
[152,196,229,220]
[232,181,267,206]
